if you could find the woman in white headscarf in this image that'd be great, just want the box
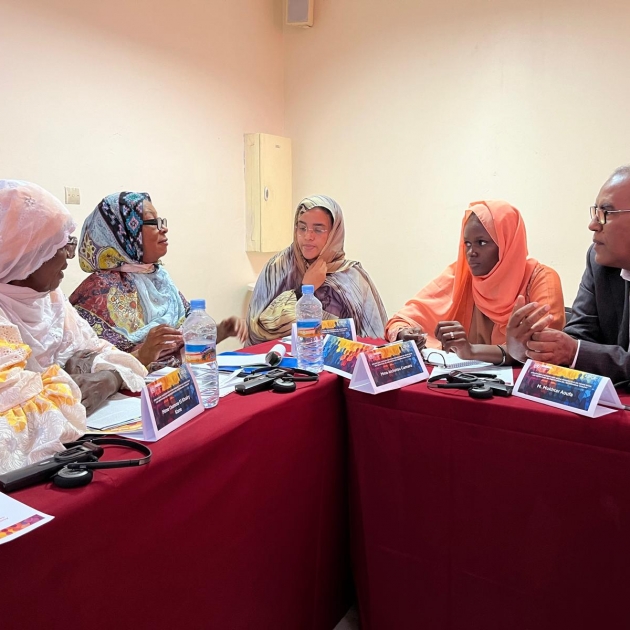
[0,180,147,474]
[247,195,387,344]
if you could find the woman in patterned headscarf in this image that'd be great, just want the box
[247,195,387,345]
[70,192,246,370]
[0,180,147,473]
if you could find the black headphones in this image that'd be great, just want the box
[427,371,512,400]
[54,438,152,489]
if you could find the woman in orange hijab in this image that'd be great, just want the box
[385,200,565,364]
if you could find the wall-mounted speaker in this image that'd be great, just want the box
[286,0,314,28]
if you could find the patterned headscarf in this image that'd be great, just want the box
[73,191,186,345]
[0,180,75,284]
[78,192,150,272]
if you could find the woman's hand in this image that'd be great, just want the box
[71,371,123,416]
[396,326,427,350]
[64,350,98,375]
[217,316,248,344]
[435,321,474,359]
[134,324,183,366]
[302,258,328,290]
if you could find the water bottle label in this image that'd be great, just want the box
[297,320,322,339]
[185,342,216,364]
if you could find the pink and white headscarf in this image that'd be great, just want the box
[0,180,75,284]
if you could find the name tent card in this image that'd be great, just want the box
[513,360,624,418]
[321,335,375,378]
[291,318,357,353]
[321,318,356,341]
[136,364,205,441]
[350,340,428,394]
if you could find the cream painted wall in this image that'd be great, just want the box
[0,0,284,345]
[284,0,630,317]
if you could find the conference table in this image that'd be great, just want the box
[345,371,630,630]
[6,342,630,630]
[2,344,352,630]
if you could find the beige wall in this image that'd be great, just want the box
[284,0,630,315]
[0,0,284,339]
[4,0,630,333]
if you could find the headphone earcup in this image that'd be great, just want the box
[468,384,494,400]
[272,378,297,394]
[53,467,93,489]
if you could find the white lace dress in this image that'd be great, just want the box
[0,287,146,474]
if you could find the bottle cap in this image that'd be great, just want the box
[302,285,314,294]
[190,299,206,310]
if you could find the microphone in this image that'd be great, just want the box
[265,343,287,367]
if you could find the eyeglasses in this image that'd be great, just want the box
[296,225,329,236]
[142,217,168,230]
[590,205,630,225]
[64,237,78,257]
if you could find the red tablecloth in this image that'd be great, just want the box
[346,374,630,630]
[2,347,351,630]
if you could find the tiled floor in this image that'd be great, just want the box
[333,606,360,630]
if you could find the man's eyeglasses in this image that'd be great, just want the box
[590,205,630,225]
[142,217,168,230]
[296,225,329,235]
[64,237,78,257]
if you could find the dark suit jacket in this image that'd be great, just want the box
[564,245,630,383]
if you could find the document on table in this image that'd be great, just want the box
[219,370,244,397]
[422,348,492,370]
[86,393,142,431]
[217,353,268,368]
[0,492,53,545]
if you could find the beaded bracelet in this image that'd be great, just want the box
[495,344,507,366]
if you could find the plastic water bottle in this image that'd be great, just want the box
[296,284,323,373]
[182,299,219,409]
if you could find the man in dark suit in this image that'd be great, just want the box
[507,165,630,383]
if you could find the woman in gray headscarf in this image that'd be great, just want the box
[247,195,387,344]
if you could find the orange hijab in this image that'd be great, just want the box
[392,200,538,345]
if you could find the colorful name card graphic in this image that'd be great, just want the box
[321,335,374,378]
[291,318,356,353]
[350,340,428,394]
[321,318,356,341]
[513,360,623,418]
[136,364,204,441]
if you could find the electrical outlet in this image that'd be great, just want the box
[64,187,81,205]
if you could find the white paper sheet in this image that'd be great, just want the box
[0,492,53,545]
[86,393,142,430]
[219,371,245,397]
[422,348,492,370]
[217,354,268,368]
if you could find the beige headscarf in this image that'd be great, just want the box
[247,195,387,344]
[292,195,348,277]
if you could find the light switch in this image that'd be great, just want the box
[64,187,81,204]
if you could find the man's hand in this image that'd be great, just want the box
[71,371,123,416]
[396,326,427,350]
[506,296,553,362]
[302,258,328,290]
[64,350,98,375]
[435,321,473,359]
[526,329,578,366]
[217,316,248,344]
[135,324,183,366]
